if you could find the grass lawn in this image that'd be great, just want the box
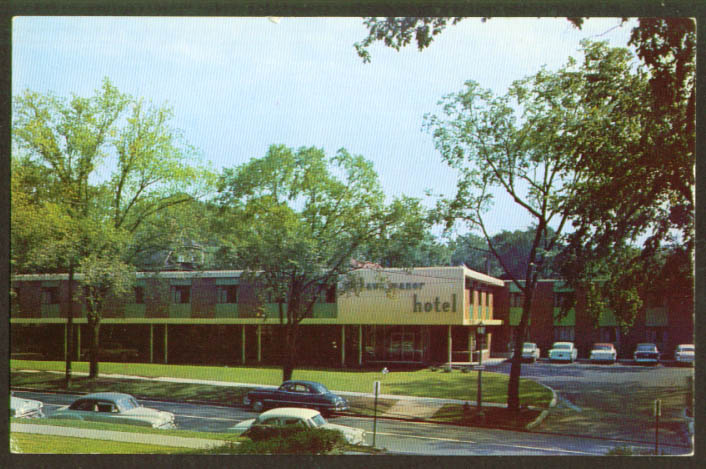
[10,432,195,454]
[11,360,553,407]
[430,404,542,429]
[10,417,243,441]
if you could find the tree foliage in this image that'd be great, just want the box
[12,78,213,379]
[217,144,414,380]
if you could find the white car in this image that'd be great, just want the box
[674,344,694,365]
[49,392,176,429]
[548,342,578,363]
[229,407,366,445]
[10,395,44,418]
[589,343,617,364]
[521,342,540,362]
[633,343,660,365]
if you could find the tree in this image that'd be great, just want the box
[217,144,413,381]
[449,228,564,279]
[423,42,653,410]
[12,78,212,379]
[356,16,695,328]
[558,18,695,322]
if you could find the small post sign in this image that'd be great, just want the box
[654,399,661,454]
[372,380,381,447]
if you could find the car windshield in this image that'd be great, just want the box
[309,383,328,394]
[593,345,612,351]
[310,414,327,427]
[522,343,535,350]
[678,346,694,352]
[554,344,571,350]
[637,344,656,351]
[115,395,140,411]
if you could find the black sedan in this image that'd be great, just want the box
[243,380,349,415]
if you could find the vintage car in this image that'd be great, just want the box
[548,342,578,363]
[633,343,661,365]
[521,342,540,362]
[674,344,694,366]
[229,407,366,445]
[589,343,617,364]
[10,395,45,418]
[49,392,176,429]
[243,380,349,415]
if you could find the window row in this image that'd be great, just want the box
[25,284,336,306]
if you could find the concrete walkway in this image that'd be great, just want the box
[11,422,227,449]
[17,358,515,420]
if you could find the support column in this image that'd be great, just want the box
[468,328,474,364]
[241,325,246,364]
[64,323,68,361]
[164,324,168,364]
[257,324,262,362]
[341,325,346,367]
[447,325,452,368]
[76,324,81,361]
[149,325,154,363]
[358,325,363,366]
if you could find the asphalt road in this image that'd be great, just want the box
[12,384,692,455]
[484,359,694,452]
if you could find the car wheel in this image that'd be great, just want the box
[251,401,264,412]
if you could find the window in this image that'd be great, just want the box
[41,287,59,305]
[554,292,571,309]
[134,286,145,304]
[171,285,190,304]
[217,285,238,304]
[70,399,95,411]
[553,326,575,342]
[510,293,524,308]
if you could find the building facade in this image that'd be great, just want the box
[10,267,693,366]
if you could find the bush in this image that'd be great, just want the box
[211,425,348,454]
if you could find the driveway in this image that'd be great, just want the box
[487,361,693,449]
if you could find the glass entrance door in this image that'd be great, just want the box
[389,332,416,361]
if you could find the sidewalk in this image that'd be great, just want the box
[18,359,518,421]
[11,422,226,449]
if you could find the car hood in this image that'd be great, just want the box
[10,396,44,418]
[228,418,256,433]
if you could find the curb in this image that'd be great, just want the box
[524,382,557,431]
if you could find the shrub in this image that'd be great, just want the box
[215,425,348,454]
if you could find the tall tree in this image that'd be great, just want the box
[423,42,652,411]
[12,78,212,379]
[356,16,695,324]
[217,144,413,381]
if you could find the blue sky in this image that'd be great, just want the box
[13,16,636,237]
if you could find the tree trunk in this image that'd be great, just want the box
[281,323,298,382]
[507,289,533,411]
[65,264,75,388]
[88,316,100,379]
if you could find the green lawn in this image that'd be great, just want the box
[10,417,242,441]
[11,360,553,407]
[10,432,195,454]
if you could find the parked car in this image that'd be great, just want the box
[228,407,366,445]
[521,342,540,362]
[633,343,660,365]
[674,344,694,366]
[243,380,349,415]
[548,342,578,362]
[10,395,44,418]
[589,343,617,364]
[49,392,175,429]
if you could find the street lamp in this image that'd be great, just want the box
[476,321,485,422]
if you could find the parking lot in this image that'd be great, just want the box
[487,359,693,449]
